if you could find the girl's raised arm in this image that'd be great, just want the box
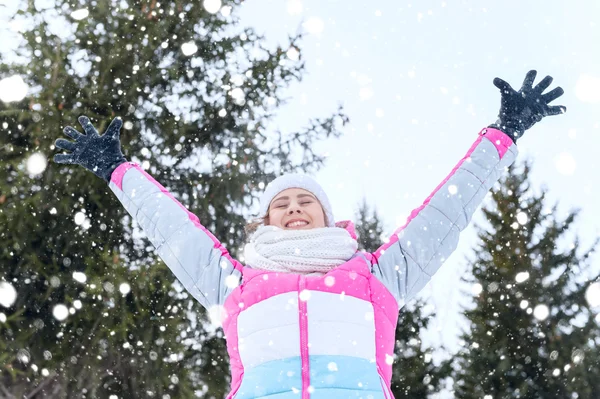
[370,70,566,308]
[54,116,243,309]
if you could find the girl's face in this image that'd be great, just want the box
[267,188,326,230]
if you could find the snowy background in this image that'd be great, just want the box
[234,0,600,359]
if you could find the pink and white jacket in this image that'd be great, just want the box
[108,128,517,398]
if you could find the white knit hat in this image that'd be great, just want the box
[259,174,335,227]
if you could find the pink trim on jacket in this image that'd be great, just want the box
[298,277,310,399]
[222,292,243,399]
[373,130,513,259]
[110,161,135,190]
[222,255,400,394]
[480,127,514,158]
[111,162,244,271]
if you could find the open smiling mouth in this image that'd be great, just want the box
[286,220,309,228]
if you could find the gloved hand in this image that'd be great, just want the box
[53,116,128,183]
[489,70,566,143]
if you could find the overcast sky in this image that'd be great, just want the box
[235,0,600,369]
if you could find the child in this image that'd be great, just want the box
[54,70,565,398]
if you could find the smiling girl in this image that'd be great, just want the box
[54,70,566,398]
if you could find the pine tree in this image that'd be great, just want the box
[452,163,600,398]
[0,1,346,397]
[354,199,451,398]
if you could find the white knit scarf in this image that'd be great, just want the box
[244,225,358,275]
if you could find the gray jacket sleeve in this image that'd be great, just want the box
[371,128,517,308]
[108,162,243,309]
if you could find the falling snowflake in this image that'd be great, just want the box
[303,17,324,35]
[203,0,221,14]
[533,304,549,321]
[70,9,89,20]
[26,152,47,176]
[0,282,17,308]
[0,75,28,103]
[52,304,69,321]
[181,41,198,56]
[119,283,131,295]
[585,282,600,308]
[515,271,529,283]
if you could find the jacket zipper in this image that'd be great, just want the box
[299,276,310,398]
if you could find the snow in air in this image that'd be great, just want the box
[303,17,324,35]
[554,152,576,176]
[17,349,29,364]
[299,289,311,301]
[72,271,87,283]
[575,74,600,103]
[585,282,600,308]
[515,271,529,283]
[225,274,240,288]
[26,152,47,176]
[385,353,394,365]
[286,47,300,61]
[0,282,17,308]
[220,5,232,17]
[208,305,225,327]
[119,283,131,295]
[447,184,457,195]
[52,304,69,321]
[516,211,528,225]
[0,75,28,103]
[181,41,198,56]
[74,211,85,224]
[324,276,335,287]
[471,283,483,296]
[74,211,91,229]
[230,87,245,105]
[203,0,221,14]
[70,8,89,20]
[533,304,549,321]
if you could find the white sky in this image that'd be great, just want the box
[236,0,600,368]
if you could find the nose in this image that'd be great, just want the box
[287,207,302,214]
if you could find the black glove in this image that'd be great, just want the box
[54,116,128,183]
[489,70,566,143]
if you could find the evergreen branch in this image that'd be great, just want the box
[24,372,58,399]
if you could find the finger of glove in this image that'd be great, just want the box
[533,75,553,94]
[105,117,123,139]
[493,78,515,94]
[541,87,564,104]
[55,138,77,152]
[519,70,537,92]
[545,105,567,116]
[53,153,74,164]
[78,116,99,136]
[63,126,84,140]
